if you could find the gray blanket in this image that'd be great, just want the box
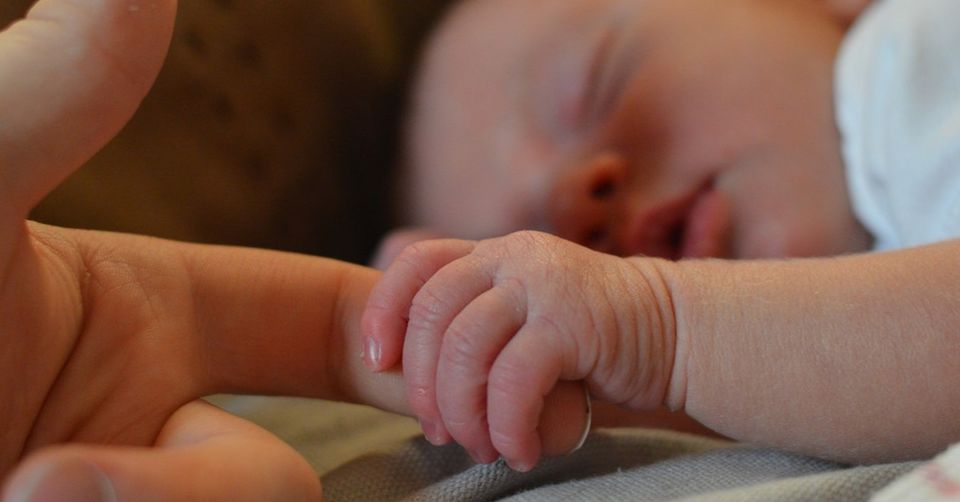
[212,396,918,501]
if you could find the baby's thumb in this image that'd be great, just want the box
[539,380,592,457]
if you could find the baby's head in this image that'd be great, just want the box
[400,0,873,260]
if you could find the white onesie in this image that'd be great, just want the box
[835,0,960,252]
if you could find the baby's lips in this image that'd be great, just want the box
[540,380,593,458]
[681,187,732,259]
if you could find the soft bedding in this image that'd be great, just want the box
[214,395,921,501]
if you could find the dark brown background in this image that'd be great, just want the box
[1,0,454,264]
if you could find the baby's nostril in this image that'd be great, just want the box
[667,222,685,260]
[590,178,616,199]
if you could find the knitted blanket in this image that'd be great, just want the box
[214,396,921,501]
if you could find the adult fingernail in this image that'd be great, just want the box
[362,336,381,370]
[7,457,116,502]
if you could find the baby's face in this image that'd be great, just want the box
[405,0,872,259]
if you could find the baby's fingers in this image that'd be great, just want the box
[435,283,528,463]
[361,239,476,371]
[487,327,571,471]
[434,284,591,465]
[401,249,503,447]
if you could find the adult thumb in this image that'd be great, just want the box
[0,0,176,220]
[2,401,322,502]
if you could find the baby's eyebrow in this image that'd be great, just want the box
[518,7,622,141]
[580,21,625,125]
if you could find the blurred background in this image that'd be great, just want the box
[1,0,454,264]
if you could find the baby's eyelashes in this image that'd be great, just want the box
[532,17,624,141]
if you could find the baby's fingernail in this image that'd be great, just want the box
[362,336,382,370]
[506,458,535,473]
[570,381,593,454]
[467,448,499,465]
[419,419,447,445]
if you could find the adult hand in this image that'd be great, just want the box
[0,1,382,500]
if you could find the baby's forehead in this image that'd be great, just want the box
[406,0,563,231]
[413,1,606,150]
[413,0,555,139]
[430,0,600,60]
[419,0,610,114]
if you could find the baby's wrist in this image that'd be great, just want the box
[619,256,684,410]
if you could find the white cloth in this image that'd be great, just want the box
[872,443,960,501]
[836,0,960,251]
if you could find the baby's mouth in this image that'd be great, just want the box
[627,180,732,260]
[680,183,732,259]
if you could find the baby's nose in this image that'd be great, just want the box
[546,153,628,253]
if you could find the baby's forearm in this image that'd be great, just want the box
[654,239,960,463]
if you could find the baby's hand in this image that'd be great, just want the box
[362,231,678,471]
